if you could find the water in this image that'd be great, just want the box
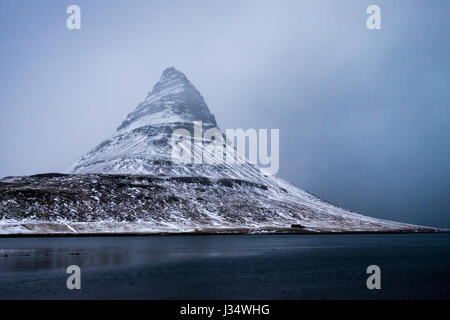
[0,234,449,299]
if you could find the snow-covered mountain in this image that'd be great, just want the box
[69,67,219,175]
[0,68,439,235]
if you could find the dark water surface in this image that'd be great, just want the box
[0,234,449,299]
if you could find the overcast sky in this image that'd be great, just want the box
[0,0,449,227]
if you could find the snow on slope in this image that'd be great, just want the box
[0,67,438,234]
[0,174,433,234]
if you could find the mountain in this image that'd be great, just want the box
[69,67,219,176]
[0,68,439,235]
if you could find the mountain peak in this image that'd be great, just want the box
[112,67,217,135]
[157,67,190,89]
[160,67,186,81]
[70,68,219,174]
[147,67,192,101]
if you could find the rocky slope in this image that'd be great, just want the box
[0,174,435,235]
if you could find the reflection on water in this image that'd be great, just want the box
[0,235,278,272]
[1,234,450,273]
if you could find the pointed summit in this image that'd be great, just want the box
[70,67,218,174]
[148,67,191,100]
[116,67,217,134]
[160,66,187,82]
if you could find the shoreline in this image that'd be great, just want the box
[0,227,447,238]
